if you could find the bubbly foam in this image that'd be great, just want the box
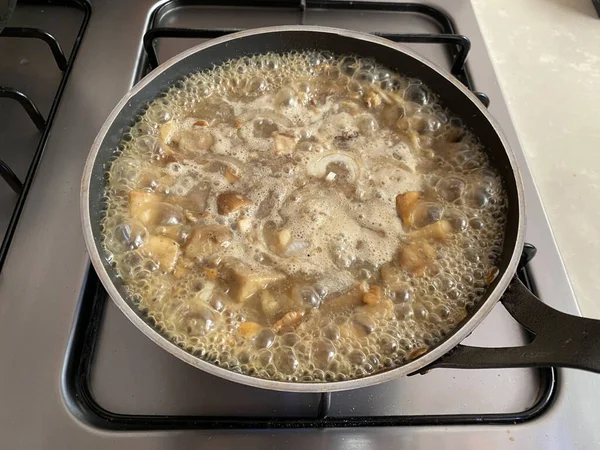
[102,51,506,383]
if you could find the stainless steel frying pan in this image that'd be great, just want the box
[81,26,600,393]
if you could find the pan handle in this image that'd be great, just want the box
[423,277,600,373]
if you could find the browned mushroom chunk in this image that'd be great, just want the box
[217,192,253,215]
[362,285,382,306]
[395,191,422,227]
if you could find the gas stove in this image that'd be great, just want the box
[1,1,598,449]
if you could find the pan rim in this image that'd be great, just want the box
[81,25,525,393]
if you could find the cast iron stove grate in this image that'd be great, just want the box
[0,0,90,270]
[65,1,557,431]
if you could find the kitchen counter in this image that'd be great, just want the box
[472,0,600,318]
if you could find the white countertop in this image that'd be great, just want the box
[472,0,600,318]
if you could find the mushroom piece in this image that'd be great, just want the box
[239,321,262,338]
[184,225,233,259]
[409,220,452,242]
[397,240,436,276]
[273,132,297,155]
[362,285,382,306]
[321,287,363,314]
[260,290,282,323]
[395,191,422,227]
[142,235,180,272]
[217,192,253,215]
[273,311,305,333]
[129,191,164,218]
[224,259,285,302]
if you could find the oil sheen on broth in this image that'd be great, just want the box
[102,52,506,382]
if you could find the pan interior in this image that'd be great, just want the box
[85,27,522,391]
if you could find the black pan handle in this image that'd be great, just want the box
[424,277,600,373]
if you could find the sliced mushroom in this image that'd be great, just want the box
[158,121,177,151]
[142,235,180,272]
[273,133,297,155]
[184,225,233,259]
[224,259,285,302]
[237,218,253,234]
[395,191,422,227]
[129,191,164,218]
[273,311,305,333]
[217,192,253,215]
[175,128,215,154]
[363,90,382,109]
[186,183,211,213]
[409,220,452,242]
[362,285,382,306]
[225,167,240,183]
[397,240,436,276]
[321,287,363,314]
[263,223,293,254]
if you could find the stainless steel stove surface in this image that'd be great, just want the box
[1,1,598,449]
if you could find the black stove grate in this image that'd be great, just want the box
[65,0,557,431]
[0,0,90,269]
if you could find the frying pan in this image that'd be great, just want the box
[0,0,16,34]
[81,26,600,393]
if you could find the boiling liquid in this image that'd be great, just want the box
[102,52,506,382]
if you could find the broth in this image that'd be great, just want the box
[101,51,506,382]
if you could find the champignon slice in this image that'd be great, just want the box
[397,240,436,276]
[362,285,382,306]
[273,311,305,333]
[187,183,211,213]
[142,235,180,272]
[224,259,285,302]
[225,167,240,183]
[134,202,184,228]
[168,194,207,222]
[263,223,293,254]
[395,191,422,226]
[217,192,253,215]
[237,218,253,234]
[273,133,297,155]
[129,191,164,218]
[409,219,452,242]
[159,121,177,150]
[321,287,363,314]
[174,128,215,154]
[363,90,382,109]
[184,225,233,259]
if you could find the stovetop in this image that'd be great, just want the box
[1,1,598,449]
